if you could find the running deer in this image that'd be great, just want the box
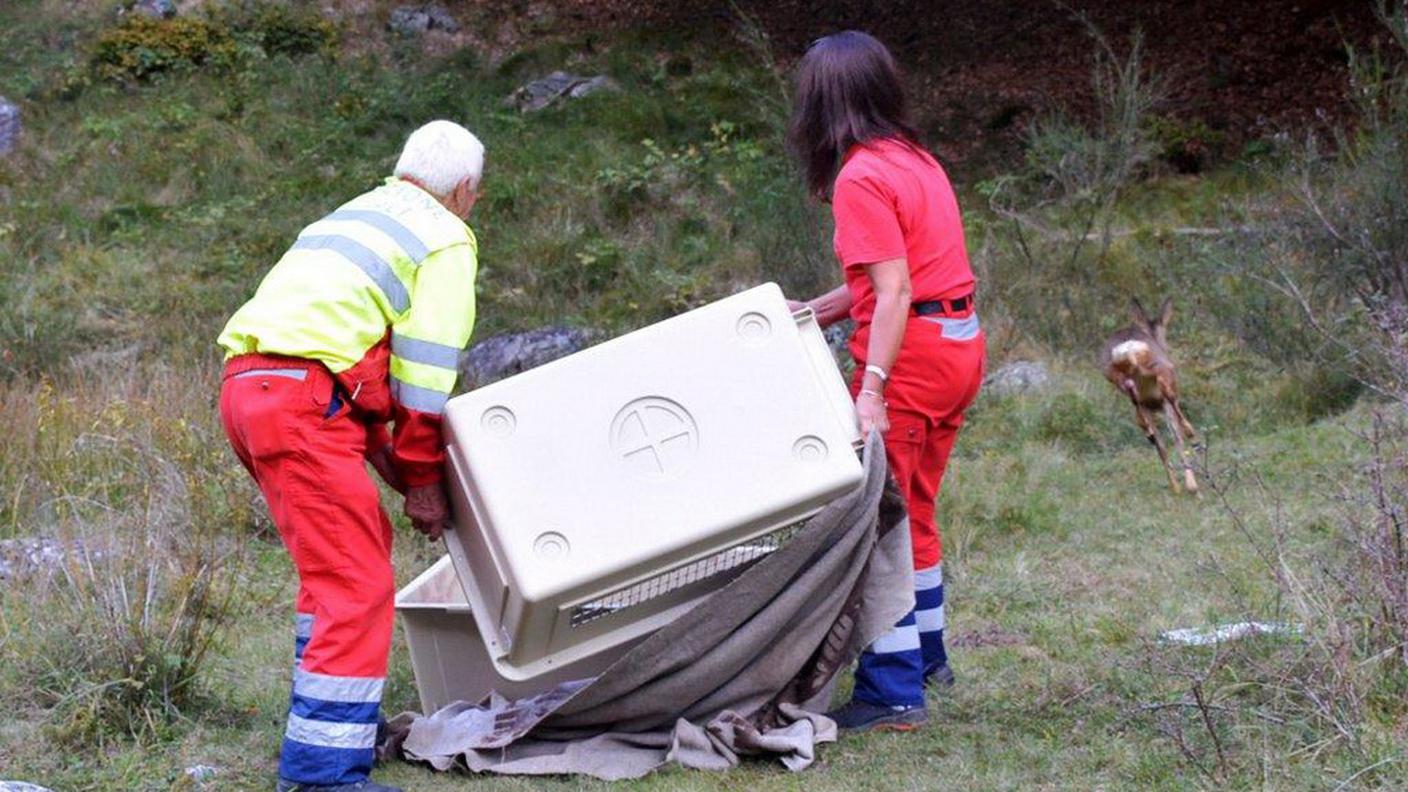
[1101,298,1200,493]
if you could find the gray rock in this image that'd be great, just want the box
[0,783,55,792]
[387,4,460,35]
[508,71,619,113]
[460,326,597,388]
[823,320,853,360]
[982,360,1051,398]
[0,97,19,156]
[131,0,177,18]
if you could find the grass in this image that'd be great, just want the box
[1,1,1404,790]
[0,383,1381,790]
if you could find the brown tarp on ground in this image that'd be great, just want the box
[386,432,913,780]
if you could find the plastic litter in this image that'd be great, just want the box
[1159,621,1302,646]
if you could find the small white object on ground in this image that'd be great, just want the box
[184,765,218,781]
[1159,621,1302,646]
[0,782,56,792]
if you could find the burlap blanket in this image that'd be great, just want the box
[386,432,913,780]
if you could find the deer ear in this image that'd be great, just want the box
[1158,298,1174,328]
[1130,298,1150,326]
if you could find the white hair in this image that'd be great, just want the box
[393,120,484,198]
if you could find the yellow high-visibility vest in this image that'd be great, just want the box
[218,177,478,415]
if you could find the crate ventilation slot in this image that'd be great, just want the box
[570,524,802,628]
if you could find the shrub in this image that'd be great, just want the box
[89,5,338,83]
[1225,3,1408,402]
[91,17,237,81]
[1275,364,1365,422]
[241,5,338,56]
[979,21,1165,350]
[1144,115,1225,174]
[0,370,250,745]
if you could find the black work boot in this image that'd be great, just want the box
[275,779,403,792]
[825,699,929,733]
[925,663,956,689]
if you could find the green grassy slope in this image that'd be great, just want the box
[0,2,1400,790]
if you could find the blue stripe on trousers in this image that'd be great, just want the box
[289,694,381,725]
[279,740,373,787]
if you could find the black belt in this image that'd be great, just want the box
[912,295,971,317]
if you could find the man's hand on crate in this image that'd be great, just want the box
[405,483,449,541]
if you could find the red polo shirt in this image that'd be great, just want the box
[832,138,975,325]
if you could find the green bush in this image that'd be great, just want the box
[1144,115,1225,174]
[1276,365,1365,423]
[89,6,337,84]
[91,17,237,81]
[241,5,338,56]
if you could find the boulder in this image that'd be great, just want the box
[507,71,619,113]
[982,360,1051,398]
[0,97,19,156]
[823,320,853,360]
[131,0,177,18]
[387,4,460,35]
[460,326,597,388]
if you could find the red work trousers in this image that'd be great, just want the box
[851,313,985,568]
[219,354,395,783]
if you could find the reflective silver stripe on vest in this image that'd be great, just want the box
[291,235,410,313]
[285,713,378,750]
[232,368,308,381]
[324,209,432,263]
[293,669,384,703]
[391,376,449,415]
[921,313,981,341]
[391,332,460,370]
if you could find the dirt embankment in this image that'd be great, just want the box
[485,0,1386,169]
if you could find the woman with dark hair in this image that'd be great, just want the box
[788,30,985,732]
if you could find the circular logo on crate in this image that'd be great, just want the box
[610,397,699,480]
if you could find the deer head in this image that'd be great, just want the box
[1130,297,1174,348]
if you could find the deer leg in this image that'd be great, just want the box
[1163,402,1198,494]
[1170,397,1200,449]
[1135,404,1179,493]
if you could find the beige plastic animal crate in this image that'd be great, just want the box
[441,282,863,681]
[395,555,641,714]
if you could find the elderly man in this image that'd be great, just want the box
[217,120,483,792]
